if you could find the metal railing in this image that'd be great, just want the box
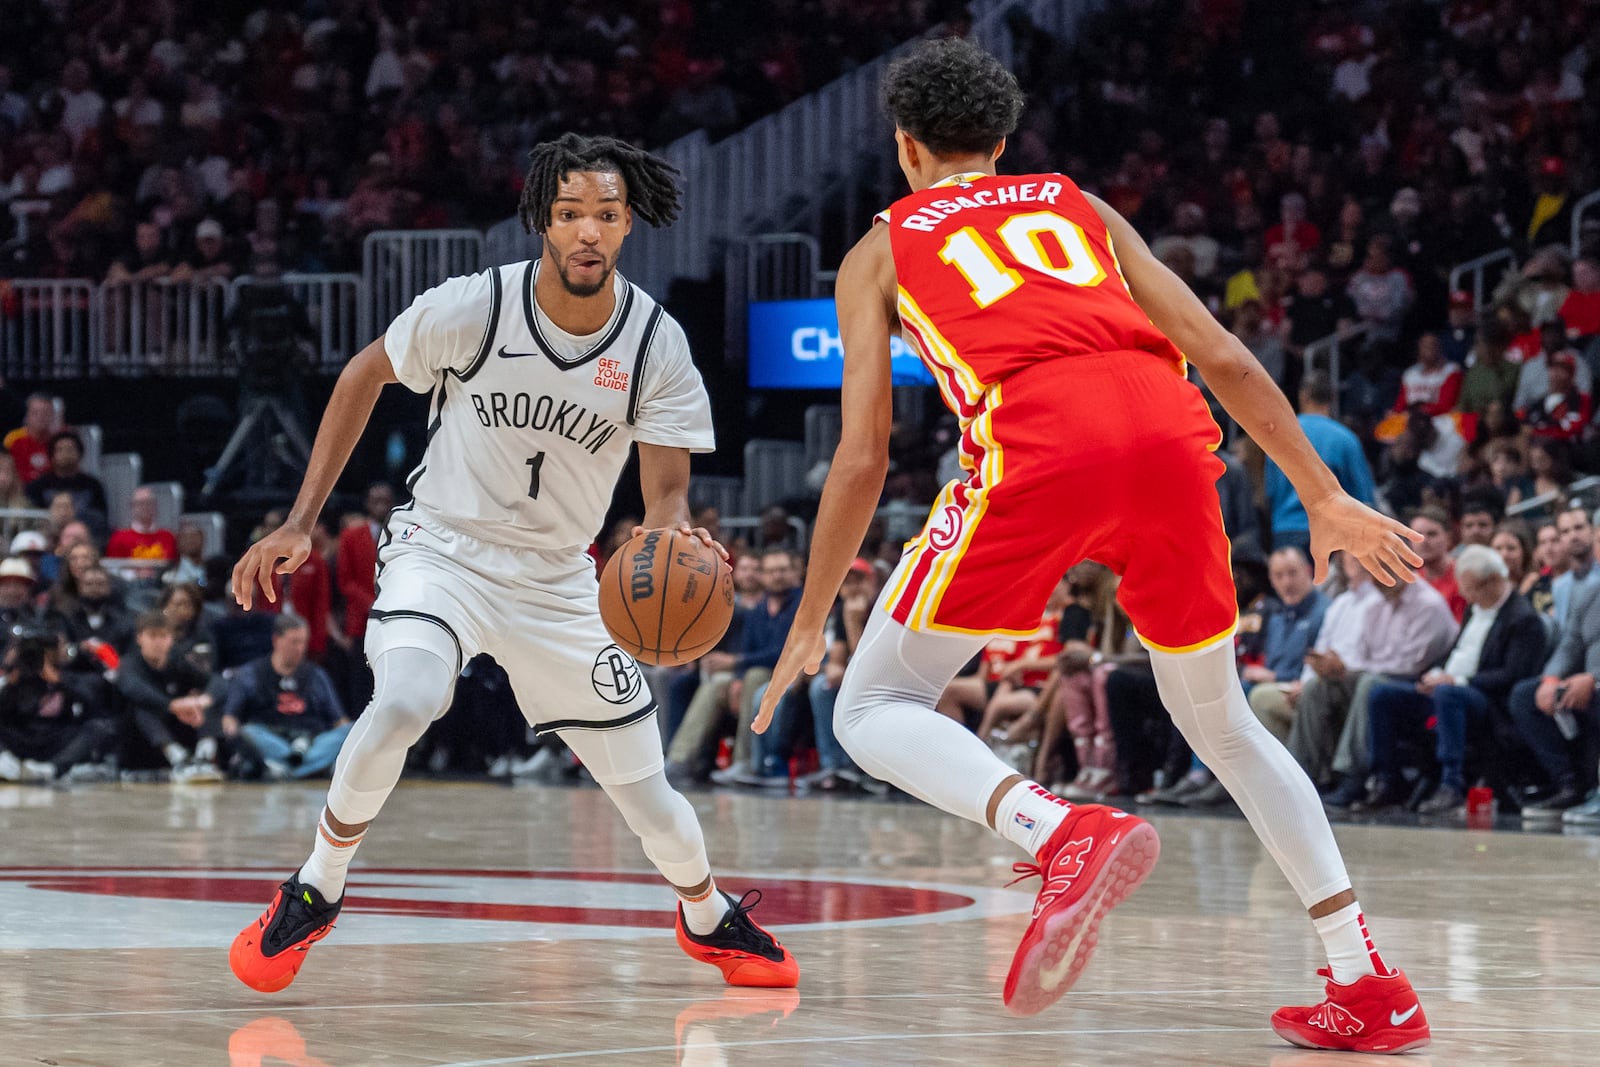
[1508,475,1600,519]
[1303,323,1369,417]
[1448,248,1517,311]
[360,229,484,341]
[1574,189,1600,258]
[99,276,230,374]
[0,278,95,379]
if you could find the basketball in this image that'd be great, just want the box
[599,528,735,666]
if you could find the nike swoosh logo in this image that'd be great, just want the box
[1391,1004,1420,1026]
[498,346,541,359]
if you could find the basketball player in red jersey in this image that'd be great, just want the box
[758,40,1430,1053]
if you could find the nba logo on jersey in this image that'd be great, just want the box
[399,523,421,542]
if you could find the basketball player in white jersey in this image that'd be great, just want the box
[228,134,798,994]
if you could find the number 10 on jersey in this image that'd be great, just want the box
[938,210,1108,308]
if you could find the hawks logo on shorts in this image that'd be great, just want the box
[591,645,643,705]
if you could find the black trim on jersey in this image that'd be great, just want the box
[520,261,636,371]
[449,267,501,383]
[367,607,463,673]
[532,700,658,737]
[625,303,665,426]
[425,380,446,445]
[373,478,421,580]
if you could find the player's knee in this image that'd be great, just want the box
[368,649,454,743]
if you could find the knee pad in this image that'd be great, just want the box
[367,646,456,743]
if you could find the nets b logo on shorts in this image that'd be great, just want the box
[591,645,643,705]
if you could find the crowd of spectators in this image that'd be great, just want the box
[0,0,967,281]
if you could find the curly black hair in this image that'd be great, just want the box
[881,37,1024,157]
[517,133,682,235]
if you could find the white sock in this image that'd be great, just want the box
[195,737,217,763]
[163,743,188,767]
[1314,903,1389,984]
[298,814,365,902]
[993,780,1073,855]
[679,880,726,935]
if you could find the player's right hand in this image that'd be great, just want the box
[1305,492,1423,587]
[232,525,312,610]
[754,627,827,734]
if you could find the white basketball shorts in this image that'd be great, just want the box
[368,507,662,784]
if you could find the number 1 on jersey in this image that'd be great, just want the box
[938,211,1108,308]
[525,452,545,500]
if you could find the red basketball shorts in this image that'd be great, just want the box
[885,352,1239,652]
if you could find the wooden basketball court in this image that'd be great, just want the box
[1,781,1594,1065]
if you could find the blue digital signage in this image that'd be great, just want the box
[747,299,936,389]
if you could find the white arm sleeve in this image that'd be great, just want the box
[384,271,497,393]
[632,317,716,453]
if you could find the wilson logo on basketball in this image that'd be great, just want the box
[927,504,965,552]
[630,529,663,601]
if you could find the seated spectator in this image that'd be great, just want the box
[1438,290,1478,366]
[1393,334,1462,416]
[1265,192,1321,262]
[1283,266,1355,361]
[1527,437,1575,504]
[160,582,216,674]
[1485,440,1535,508]
[1361,546,1546,813]
[1458,322,1519,415]
[1523,520,1561,618]
[4,393,59,484]
[1035,562,1130,797]
[0,557,41,631]
[1520,351,1590,441]
[972,579,1070,758]
[1310,575,1458,806]
[1230,300,1288,389]
[25,431,109,539]
[1549,503,1599,631]
[169,218,237,284]
[0,453,31,510]
[1510,572,1600,819]
[115,611,223,782]
[1514,316,1591,414]
[1346,235,1412,349]
[103,220,172,285]
[665,547,798,784]
[1410,506,1467,621]
[1265,371,1375,553]
[1560,257,1600,340]
[163,521,209,587]
[50,564,134,654]
[105,485,177,561]
[0,627,119,783]
[1457,498,1499,549]
[745,558,883,790]
[1240,545,1328,707]
[1252,551,1377,748]
[221,615,349,780]
[8,531,50,586]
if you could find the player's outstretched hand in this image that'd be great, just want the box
[630,523,729,562]
[754,627,828,734]
[232,524,312,610]
[1306,492,1423,587]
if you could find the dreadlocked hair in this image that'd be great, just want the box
[518,133,683,235]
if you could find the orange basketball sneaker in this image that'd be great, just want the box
[1003,804,1160,1016]
[1271,967,1431,1053]
[230,874,342,993]
[675,889,800,988]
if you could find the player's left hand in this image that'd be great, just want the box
[631,523,729,562]
[1305,492,1423,586]
[754,627,827,734]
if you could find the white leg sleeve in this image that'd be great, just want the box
[326,645,457,825]
[1149,641,1353,907]
[600,770,712,890]
[833,608,1021,827]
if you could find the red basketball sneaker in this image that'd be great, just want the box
[1272,968,1431,1053]
[230,874,342,993]
[675,889,800,988]
[1003,805,1160,1016]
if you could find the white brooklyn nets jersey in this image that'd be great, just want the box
[383,260,715,551]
